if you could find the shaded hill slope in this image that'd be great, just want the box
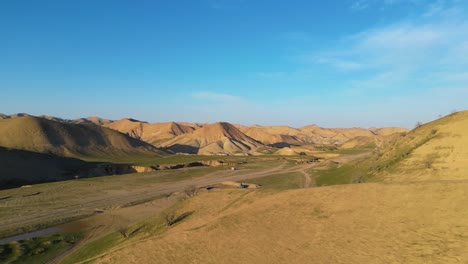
[0,147,160,189]
[0,147,86,188]
[0,116,165,160]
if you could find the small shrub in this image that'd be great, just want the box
[430,128,438,135]
[164,212,177,226]
[117,226,129,238]
[183,185,198,199]
[352,174,367,184]
[424,159,433,169]
[164,211,193,226]
[415,121,423,128]
[112,215,129,238]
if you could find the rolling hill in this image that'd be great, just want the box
[104,118,195,145]
[238,124,407,147]
[240,125,303,146]
[373,110,468,182]
[0,115,165,160]
[159,122,263,155]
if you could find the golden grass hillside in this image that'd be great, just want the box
[92,181,468,264]
[74,116,114,125]
[239,124,408,146]
[240,125,302,146]
[0,116,164,159]
[340,136,377,149]
[104,118,195,145]
[377,110,468,181]
[104,118,195,144]
[274,147,300,155]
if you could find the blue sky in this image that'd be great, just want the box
[1,0,467,128]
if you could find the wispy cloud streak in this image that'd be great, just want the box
[192,91,243,102]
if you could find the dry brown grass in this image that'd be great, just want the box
[92,180,468,264]
[382,111,468,182]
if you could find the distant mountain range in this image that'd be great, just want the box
[103,117,407,155]
[0,113,408,156]
[4,111,468,188]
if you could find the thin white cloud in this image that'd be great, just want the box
[298,0,468,103]
[355,24,442,51]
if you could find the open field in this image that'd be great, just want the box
[0,149,373,263]
[0,155,323,239]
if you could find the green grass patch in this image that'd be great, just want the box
[121,194,165,208]
[315,165,361,186]
[330,147,375,155]
[0,231,84,264]
[136,155,253,166]
[0,214,94,241]
[252,172,304,190]
[79,165,224,185]
[62,202,184,263]
[61,232,122,264]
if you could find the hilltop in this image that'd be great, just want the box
[0,113,114,125]
[159,122,263,155]
[103,119,195,144]
[73,116,114,125]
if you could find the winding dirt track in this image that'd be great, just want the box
[1,153,370,263]
[2,153,372,240]
[0,160,295,237]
